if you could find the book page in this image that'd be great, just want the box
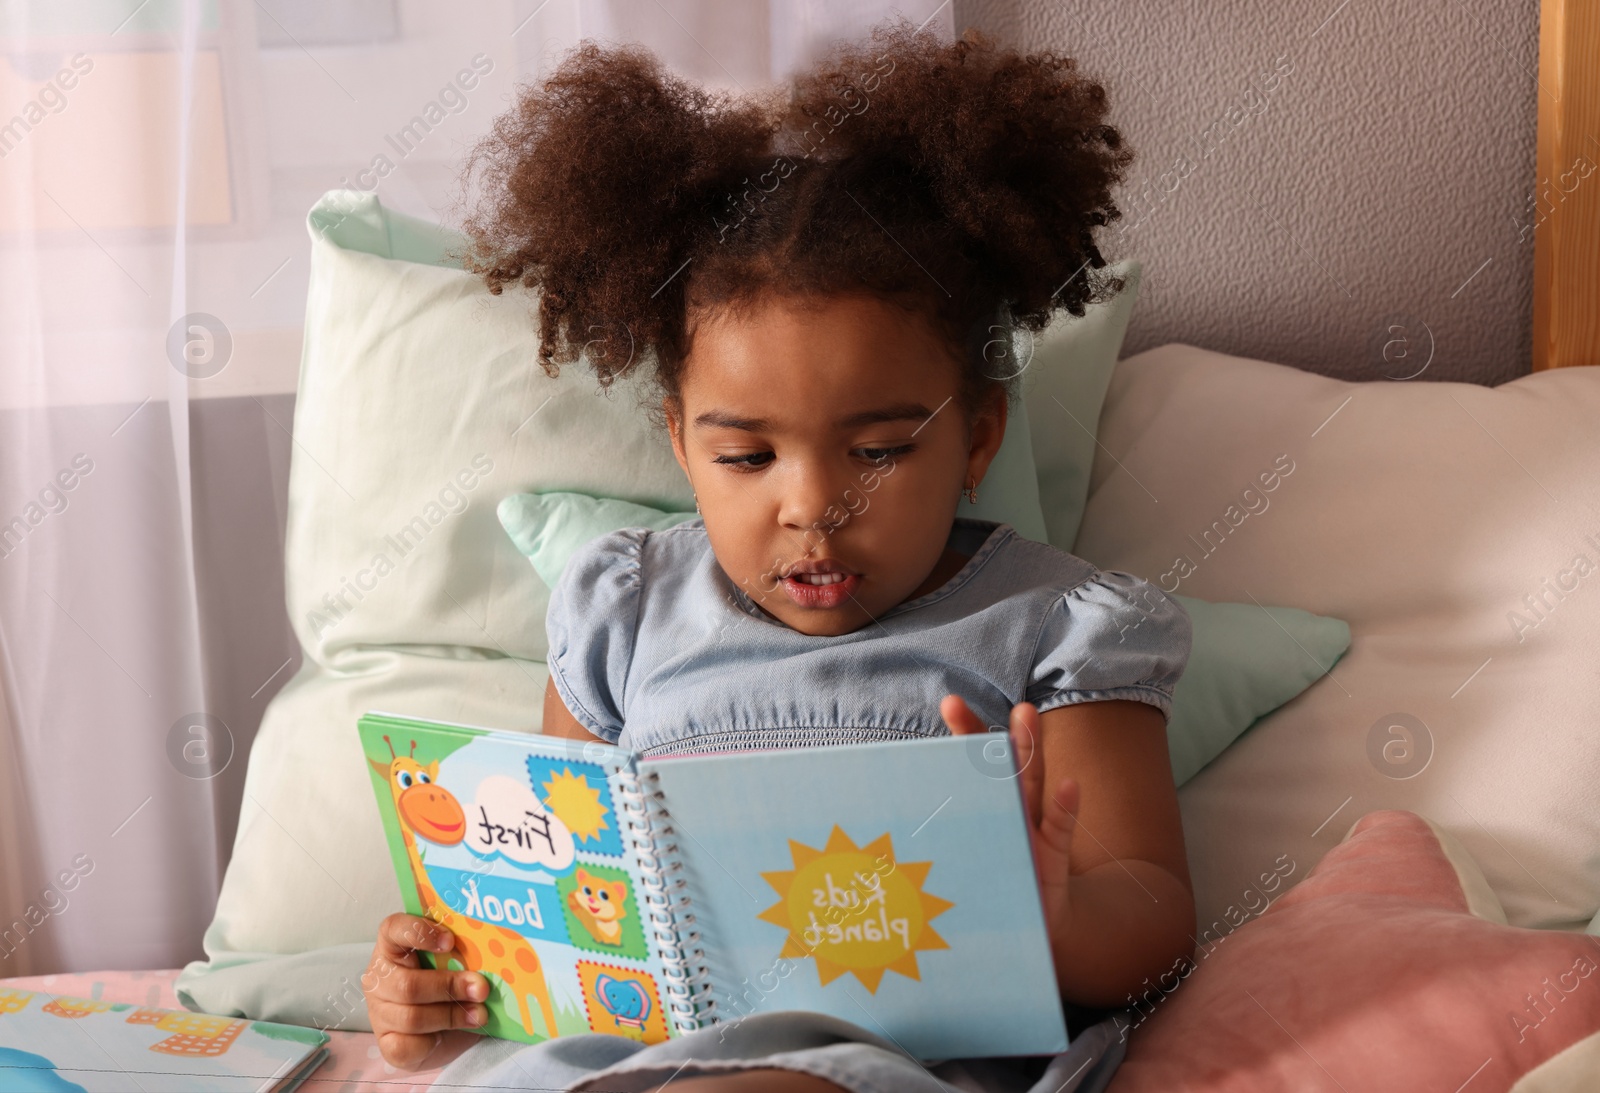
[643,734,1068,1059]
[358,714,685,1046]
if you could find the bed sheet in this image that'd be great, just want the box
[0,967,474,1091]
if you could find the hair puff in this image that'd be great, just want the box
[460,18,1134,417]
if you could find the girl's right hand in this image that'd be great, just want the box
[364,913,491,1070]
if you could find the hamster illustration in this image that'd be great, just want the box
[568,867,629,946]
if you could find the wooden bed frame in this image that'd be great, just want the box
[1533,0,1600,370]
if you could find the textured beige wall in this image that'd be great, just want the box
[954,0,1540,385]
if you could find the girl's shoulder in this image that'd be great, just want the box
[549,518,720,642]
[559,518,711,589]
[979,525,1099,590]
[943,522,1192,720]
[990,535,1193,723]
[987,530,1191,643]
[544,519,715,743]
[955,519,1150,607]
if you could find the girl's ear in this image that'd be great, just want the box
[664,396,691,476]
[965,387,1009,488]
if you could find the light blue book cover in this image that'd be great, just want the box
[358,712,1067,1059]
[0,989,328,1092]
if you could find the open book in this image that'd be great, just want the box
[358,712,1067,1059]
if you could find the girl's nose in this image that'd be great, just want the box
[777,462,849,536]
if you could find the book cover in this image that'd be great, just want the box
[360,713,682,1045]
[0,989,328,1092]
[649,738,1067,1058]
[358,712,1067,1059]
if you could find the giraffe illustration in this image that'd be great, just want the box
[370,735,559,1040]
[125,1009,246,1056]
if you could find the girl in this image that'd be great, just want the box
[363,20,1195,1093]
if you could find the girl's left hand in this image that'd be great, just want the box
[940,696,1080,944]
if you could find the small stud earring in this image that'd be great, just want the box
[694,493,702,515]
[964,477,979,504]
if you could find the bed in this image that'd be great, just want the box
[7,6,1600,1091]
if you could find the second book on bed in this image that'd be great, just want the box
[357,711,1067,1059]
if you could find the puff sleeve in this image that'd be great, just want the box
[544,528,646,743]
[1024,569,1193,723]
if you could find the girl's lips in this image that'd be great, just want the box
[781,572,861,609]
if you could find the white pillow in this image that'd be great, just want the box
[179,191,692,1024]
[1072,343,1600,934]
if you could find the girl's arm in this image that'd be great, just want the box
[1035,698,1195,1006]
[543,677,608,742]
[942,696,1196,1009]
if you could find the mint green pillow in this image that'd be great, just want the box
[1164,597,1349,785]
[1018,261,1143,552]
[499,491,1351,785]
[968,397,1049,543]
[499,493,700,588]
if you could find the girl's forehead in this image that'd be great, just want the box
[680,294,962,421]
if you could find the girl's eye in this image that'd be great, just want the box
[857,444,915,463]
[712,451,774,470]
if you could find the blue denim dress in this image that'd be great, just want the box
[547,516,1191,756]
[457,517,1191,1093]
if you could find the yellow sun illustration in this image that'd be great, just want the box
[758,826,953,993]
[541,767,610,843]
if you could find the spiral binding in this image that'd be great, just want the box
[612,764,719,1034]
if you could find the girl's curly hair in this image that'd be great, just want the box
[459,18,1133,422]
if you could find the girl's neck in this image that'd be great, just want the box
[904,545,972,602]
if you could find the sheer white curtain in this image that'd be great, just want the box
[0,0,952,977]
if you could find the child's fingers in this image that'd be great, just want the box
[1035,777,1080,904]
[377,912,451,966]
[1009,702,1044,828]
[369,964,488,1008]
[1039,777,1079,860]
[375,1030,444,1072]
[939,694,987,736]
[366,916,488,1071]
[369,994,488,1035]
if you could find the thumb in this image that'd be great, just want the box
[940,694,988,736]
[1039,777,1080,862]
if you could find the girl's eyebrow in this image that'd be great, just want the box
[693,402,935,432]
[836,402,936,429]
[692,409,768,431]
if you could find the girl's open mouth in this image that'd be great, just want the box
[781,571,861,609]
